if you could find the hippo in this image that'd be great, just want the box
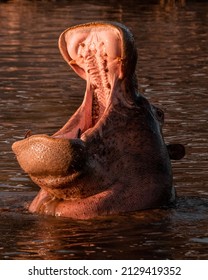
[12,22,185,219]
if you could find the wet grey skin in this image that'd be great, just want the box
[12,22,185,219]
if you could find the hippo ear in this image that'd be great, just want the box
[167,144,185,160]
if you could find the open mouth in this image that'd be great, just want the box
[11,22,136,184]
[53,22,125,140]
[12,22,139,189]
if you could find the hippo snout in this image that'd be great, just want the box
[12,134,86,177]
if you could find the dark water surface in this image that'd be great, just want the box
[0,0,207,259]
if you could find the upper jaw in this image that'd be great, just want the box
[54,22,138,140]
[58,22,125,81]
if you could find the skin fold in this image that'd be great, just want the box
[12,22,185,219]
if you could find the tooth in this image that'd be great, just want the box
[24,130,32,139]
[69,59,77,65]
[117,56,123,62]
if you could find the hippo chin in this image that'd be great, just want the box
[12,22,185,219]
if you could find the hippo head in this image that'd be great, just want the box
[12,22,185,219]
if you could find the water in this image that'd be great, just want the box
[0,0,207,259]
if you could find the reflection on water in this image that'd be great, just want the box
[0,0,207,259]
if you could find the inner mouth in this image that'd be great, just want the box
[53,23,124,139]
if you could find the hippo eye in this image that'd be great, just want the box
[155,108,164,123]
